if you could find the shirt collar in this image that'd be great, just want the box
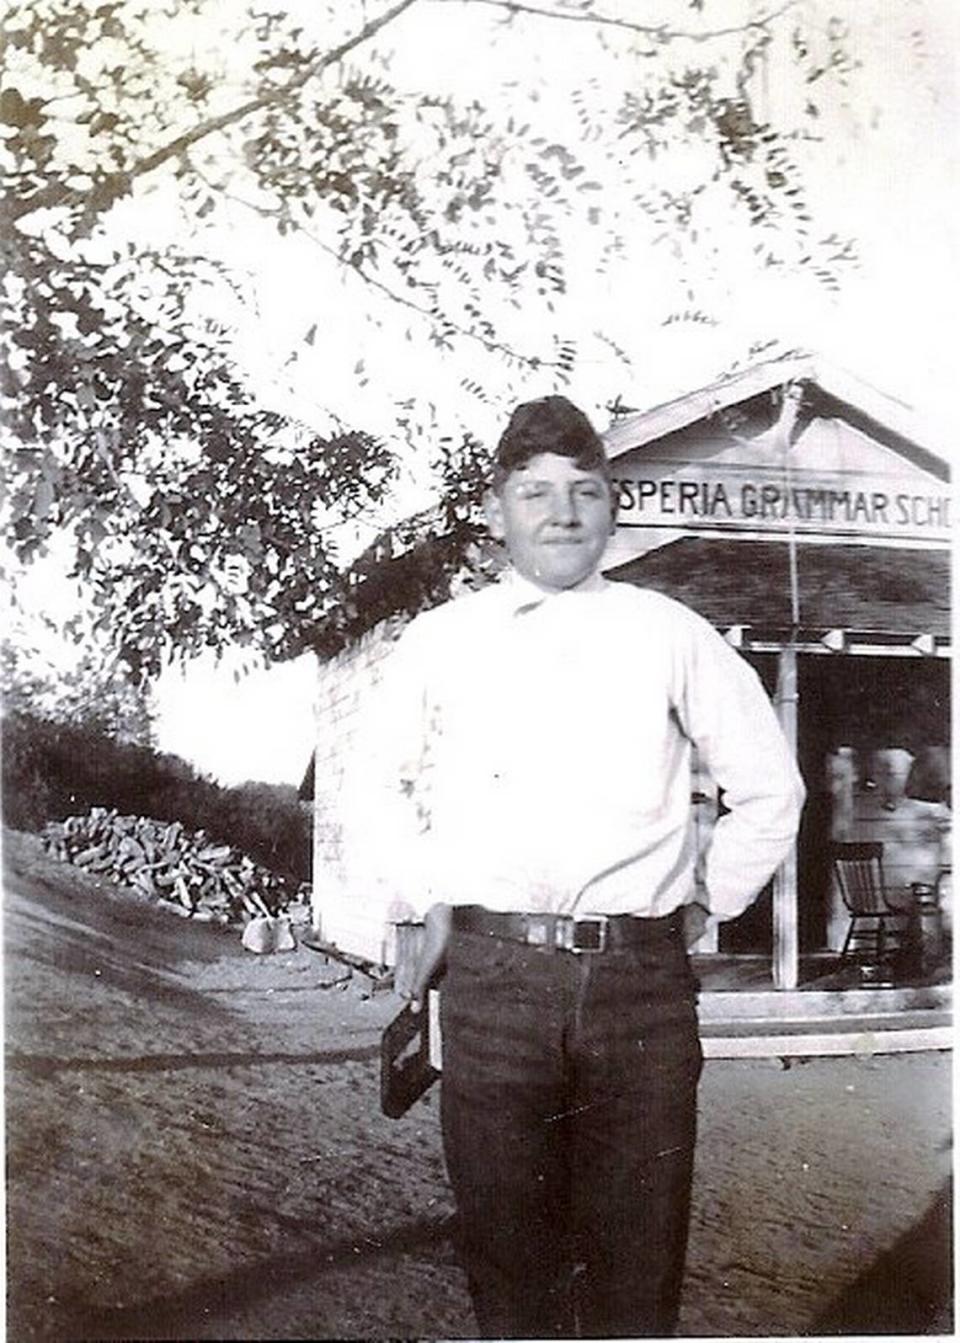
[497,568,610,616]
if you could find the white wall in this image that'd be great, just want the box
[310,615,408,964]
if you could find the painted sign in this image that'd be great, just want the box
[612,463,952,545]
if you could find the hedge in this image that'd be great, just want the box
[1,711,310,884]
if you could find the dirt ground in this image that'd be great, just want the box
[3,828,953,1341]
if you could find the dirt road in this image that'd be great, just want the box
[4,830,952,1339]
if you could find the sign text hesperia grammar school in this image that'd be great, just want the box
[613,471,951,539]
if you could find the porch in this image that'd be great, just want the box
[695,953,952,1058]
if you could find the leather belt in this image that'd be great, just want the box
[452,905,682,954]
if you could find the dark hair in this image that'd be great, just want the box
[493,395,610,490]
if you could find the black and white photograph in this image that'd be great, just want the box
[1,0,954,1338]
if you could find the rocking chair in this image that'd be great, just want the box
[832,841,906,972]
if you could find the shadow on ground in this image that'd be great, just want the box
[56,1215,457,1342]
[810,1179,953,1336]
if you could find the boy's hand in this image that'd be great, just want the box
[682,901,711,949]
[408,903,452,1013]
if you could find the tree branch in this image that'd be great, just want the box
[433,0,798,43]
[9,0,420,224]
[199,173,569,373]
[297,227,569,371]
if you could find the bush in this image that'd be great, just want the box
[1,717,58,832]
[207,780,310,885]
[1,711,311,883]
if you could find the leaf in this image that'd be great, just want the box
[0,87,45,128]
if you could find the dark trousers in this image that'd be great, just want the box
[440,911,702,1339]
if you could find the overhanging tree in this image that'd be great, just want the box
[2,0,860,677]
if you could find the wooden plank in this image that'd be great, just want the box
[702,1026,953,1060]
[699,984,951,1021]
[773,645,799,991]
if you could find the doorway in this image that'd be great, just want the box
[716,649,950,956]
[796,653,950,953]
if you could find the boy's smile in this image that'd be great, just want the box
[485,451,616,592]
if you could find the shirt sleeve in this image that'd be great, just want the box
[338,614,437,925]
[671,607,806,921]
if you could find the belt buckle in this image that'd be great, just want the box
[564,915,608,954]
[524,916,552,949]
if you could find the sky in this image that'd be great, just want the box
[234,0,960,440]
[105,0,960,449]
[11,0,959,786]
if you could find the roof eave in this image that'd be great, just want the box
[603,353,951,479]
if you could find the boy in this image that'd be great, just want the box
[345,395,805,1337]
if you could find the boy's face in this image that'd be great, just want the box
[485,452,616,592]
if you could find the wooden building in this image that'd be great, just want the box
[600,356,951,992]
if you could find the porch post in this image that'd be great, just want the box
[773,644,800,990]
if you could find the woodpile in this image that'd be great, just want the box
[41,808,296,923]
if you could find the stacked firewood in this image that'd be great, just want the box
[41,808,296,922]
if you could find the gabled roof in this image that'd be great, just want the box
[604,354,950,481]
[609,540,950,637]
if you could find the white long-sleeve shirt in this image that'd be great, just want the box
[341,571,805,923]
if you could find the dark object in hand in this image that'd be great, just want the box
[380,1001,439,1118]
